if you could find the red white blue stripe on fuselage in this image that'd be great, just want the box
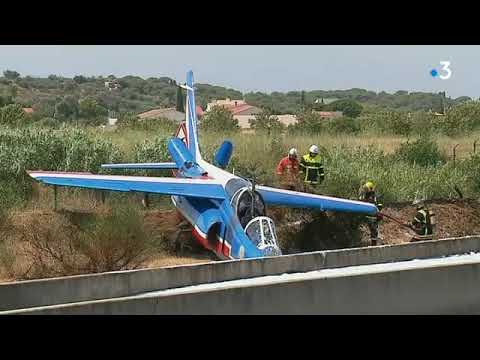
[171,194,264,260]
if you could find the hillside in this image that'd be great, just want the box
[0,70,473,120]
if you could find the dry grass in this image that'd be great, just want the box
[202,131,480,159]
[3,127,480,282]
[0,204,166,280]
[143,255,213,268]
[0,200,209,281]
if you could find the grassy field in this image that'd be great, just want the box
[2,124,480,280]
[98,126,480,203]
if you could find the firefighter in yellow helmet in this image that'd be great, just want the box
[359,181,384,246]
[299,145,325,192]
[410,199,435,242]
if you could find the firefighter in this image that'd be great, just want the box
[410,199,435,242]
[359,181,384,246]
[276,148,300,191]
[299,145,325,192]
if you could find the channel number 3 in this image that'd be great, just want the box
[439,61,452,80]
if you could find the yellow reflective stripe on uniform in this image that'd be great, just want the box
[417,209,428,224]
[302,154,322,184]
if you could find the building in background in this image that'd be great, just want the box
[314,97,340,105]
[314,111,343,118]
[206,98,247,111]
[206,98,262,116]
[137,106,204,122]
[104,80,121,91]
[236,114,297,132]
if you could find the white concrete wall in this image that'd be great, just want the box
[7,252,480,314]
[2,236,480,313]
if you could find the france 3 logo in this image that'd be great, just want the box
[430,61,452,80]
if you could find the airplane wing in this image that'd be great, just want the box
[101,162,178,170]
[256,185,378,215]
[28,171,226,200]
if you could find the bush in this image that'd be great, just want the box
[117,113,177,134]
[375,110,413,136]
[75,204,152,273]
[133,135,170,163]
[116,112,139,128]
[325,116,360,134]
[324,99,363,118]
[0,126,123,211]
[437,101,480,136]
[200,106,239,133]
[249,109,284,134]
[4,204,155,279]
[392,137,446,167]
[289,109,324,135]
[0,104,28,127]
[461,154,480,193]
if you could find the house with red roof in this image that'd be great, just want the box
[206,98,262,116]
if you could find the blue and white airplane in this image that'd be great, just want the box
[28,71,378,260]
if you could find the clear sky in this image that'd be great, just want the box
[0,45,478,98]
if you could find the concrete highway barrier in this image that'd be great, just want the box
[1,235,480,313]
[4,252,480,314]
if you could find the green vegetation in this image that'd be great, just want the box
[0,126,122,207]
[200,105,239,133]
[0,202,160,279]
[0,70,473,126]
[1,69,480,279]
[249,109,284,134]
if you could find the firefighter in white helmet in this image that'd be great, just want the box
[299,144,325,192]
[276,147,300,191]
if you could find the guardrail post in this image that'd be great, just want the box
[453,144,460,165]
[53,185,58,211]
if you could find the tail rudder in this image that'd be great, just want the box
[182,70,201,161]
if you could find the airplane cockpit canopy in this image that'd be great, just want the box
[245,216,281,256]
[225,179,281,256]
[226,178,266,228]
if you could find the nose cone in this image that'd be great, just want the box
[262,246,282,257]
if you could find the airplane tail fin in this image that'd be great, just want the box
[180,70,201,161]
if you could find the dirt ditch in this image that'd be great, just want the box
[1,199,480,282]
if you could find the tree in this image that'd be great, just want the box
[176,86,185,113]
[249,108,284,134]
[78,97,107,119]
[326,116,360,134]
[3,70,20,80]
[32,99,56,118]
[55,96,79,120]
[289,109,324,134]
[9,85,17,99]
[73,75,88,84]
[324,99,363,118]
[200,106,239,133]
[0,95,14,107]
[438,101,480,136]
